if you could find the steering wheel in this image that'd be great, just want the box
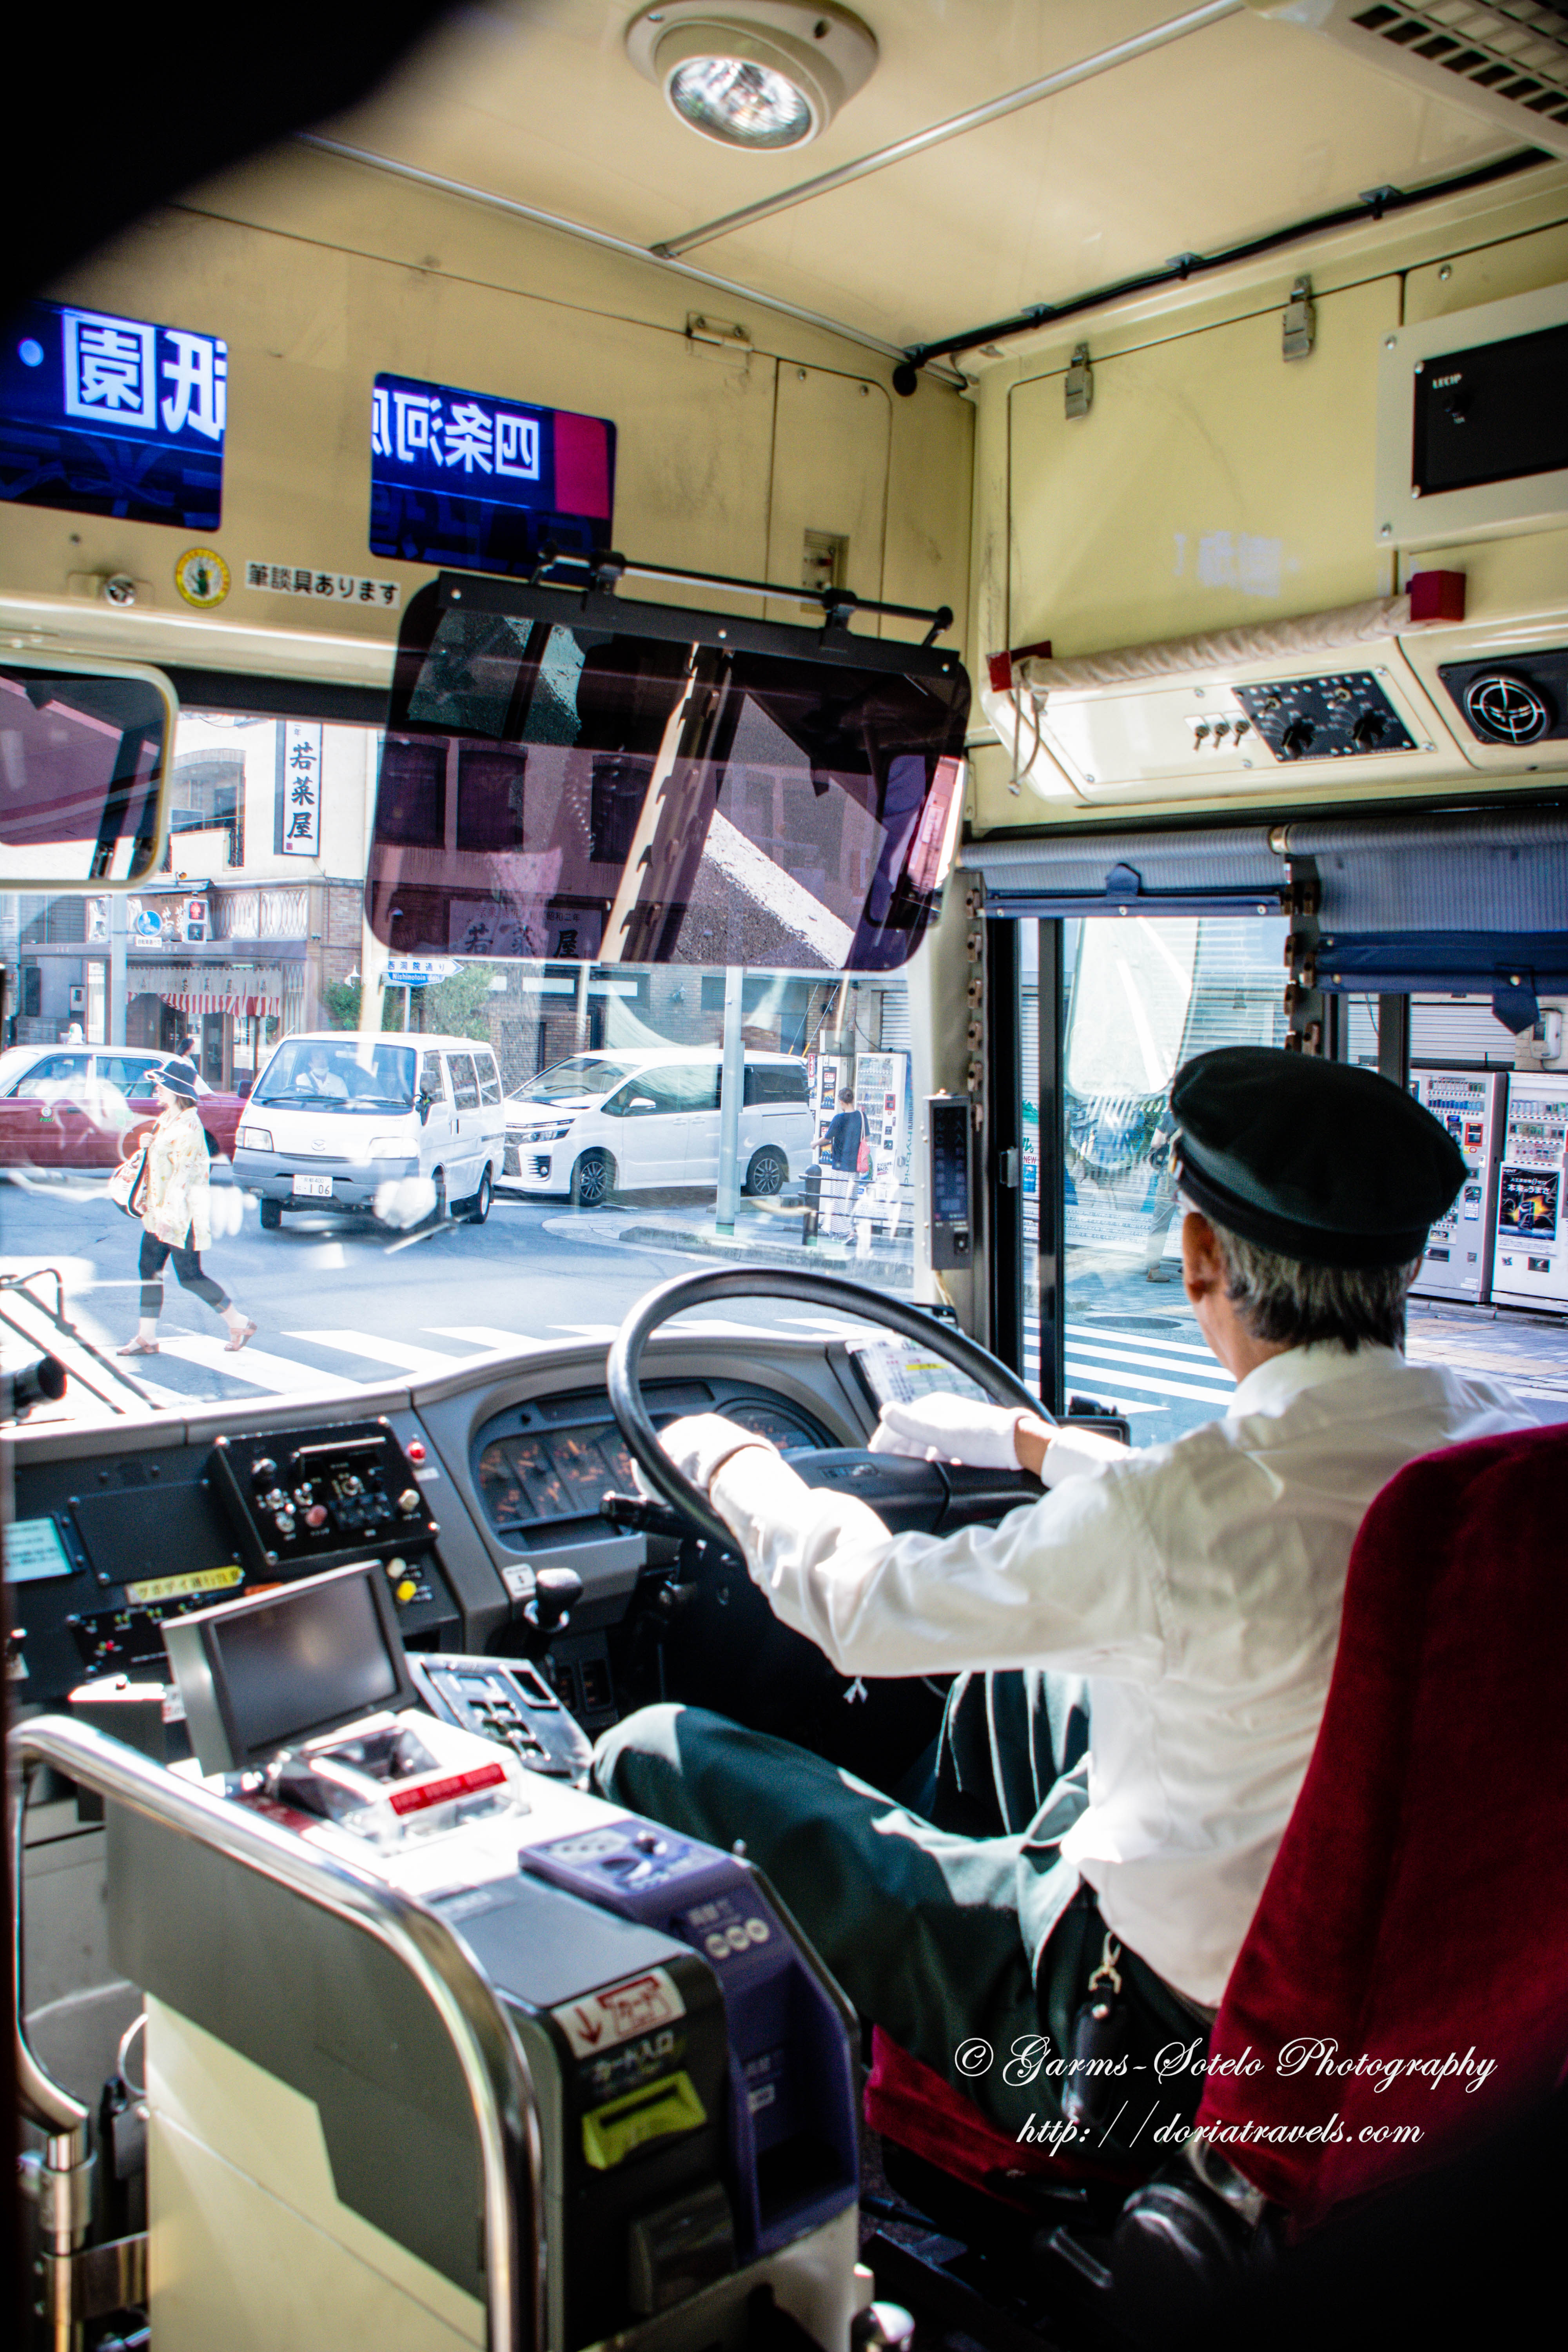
[606,1264,1053,1550]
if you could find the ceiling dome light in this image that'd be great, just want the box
[626,3,879,152]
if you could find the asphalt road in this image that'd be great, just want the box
[0,1170,891,1413]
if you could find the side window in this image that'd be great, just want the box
[447,1053,481,1111]
[621,1069,686,1117]
[27,1054,86,1087]
[419,1053,446,1103]
[94,1056,151,1091]
[745,1064,809,1105]
[477,1053,502,1107]
[669,1063,722,1111]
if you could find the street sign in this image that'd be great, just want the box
[386,958,459,986]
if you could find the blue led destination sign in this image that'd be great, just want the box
[370,372,615,577]
[0,299,225,530]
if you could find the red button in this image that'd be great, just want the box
[406,1440,426,1464]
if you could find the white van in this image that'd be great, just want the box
[232,1031,505,1229]
[501,1047,814,1205]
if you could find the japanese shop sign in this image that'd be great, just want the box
[1,299,225,530]
[369,371,615,577]
[280,723,322,859]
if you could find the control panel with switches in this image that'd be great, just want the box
[208,1419,439,1577]
[410,1651,593,1779]
[1235,671,1417,762]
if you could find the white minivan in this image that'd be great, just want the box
[232,1031,506,1229]
[501,1047,814,1205]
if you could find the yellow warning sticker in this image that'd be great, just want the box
[125,1565,244,1606]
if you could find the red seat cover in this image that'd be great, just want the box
[865,2026,1142,2200]
[1195,1423,1568,2225]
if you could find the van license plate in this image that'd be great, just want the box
[292,1173,334,1198]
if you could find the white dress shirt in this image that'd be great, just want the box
[708,1342,1526,2007]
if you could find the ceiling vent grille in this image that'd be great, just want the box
[1252,2,1568,154]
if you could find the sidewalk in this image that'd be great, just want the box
[615,1194,915,1289]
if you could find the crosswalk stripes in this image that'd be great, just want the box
[1065,1319,1235,1411]
[283,1328,487,1377]
[154,1334,363,1395]
[108,1310,1247,1421]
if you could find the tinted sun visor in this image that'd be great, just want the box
[0,654,174,887]
[367,575,970,971]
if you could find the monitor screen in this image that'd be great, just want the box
[214,1573,404,1758]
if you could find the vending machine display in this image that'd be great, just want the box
[1491,1074,1568,1312]
[1408,1069,1506,1304]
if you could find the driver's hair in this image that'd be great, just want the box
[1209,1217,1419,1354]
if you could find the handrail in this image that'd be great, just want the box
[10,1715,545,2352]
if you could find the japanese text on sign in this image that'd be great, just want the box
[2,298,227,531]
[369,369,615,577]
[281,722,322,859]
[246,561,401,609]
[60,309,226,439]
[372,385,541,479]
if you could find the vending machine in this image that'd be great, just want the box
[1408,1069,1506,1304]
[1491,1073,1568,1312]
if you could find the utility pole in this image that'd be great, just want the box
[715,967,744,1232]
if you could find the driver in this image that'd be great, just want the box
[297,1045,348,1099]
[595,1047,1527,2142]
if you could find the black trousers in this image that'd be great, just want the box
[595,1672,1211,2150]
[139,1227,229,1321]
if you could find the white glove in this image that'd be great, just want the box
[656,1413,776,1496]
[867,1393,1026,1470]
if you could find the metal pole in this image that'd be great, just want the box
[715,967,744,1233]
[404,984,412,1033]
[1378,994,1411,1090]
[1038,921,1066,1418]
[108,893,126,1048]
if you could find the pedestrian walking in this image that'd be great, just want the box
[824,1086,869,1240]
[114,1060,257,1357]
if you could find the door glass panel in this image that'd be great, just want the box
[1060,915,1289,1443]
[447,1053,481,1111]
[1019,922,1041,1399]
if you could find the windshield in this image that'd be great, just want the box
[253,1040,417,1112]
[520,1056,637,1103]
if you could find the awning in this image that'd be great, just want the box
[123,962,283,1015]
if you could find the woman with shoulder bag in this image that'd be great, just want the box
[116,1060,257,1357]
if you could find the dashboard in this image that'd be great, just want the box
[4,1327,891,1740]
[472,1381,831,1542]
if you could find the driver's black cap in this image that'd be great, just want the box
[1170,1045,1466,1269]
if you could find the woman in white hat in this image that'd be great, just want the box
[118,1059,256,1356]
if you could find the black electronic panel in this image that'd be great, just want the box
[928,1095,972,1270]
[1412,321,1568,497]
[1236,673,1416,763]
[209,1419,437,1575]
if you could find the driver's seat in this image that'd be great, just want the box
[865,1421,1568,2319]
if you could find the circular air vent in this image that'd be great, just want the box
[1463,671,1553,746]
